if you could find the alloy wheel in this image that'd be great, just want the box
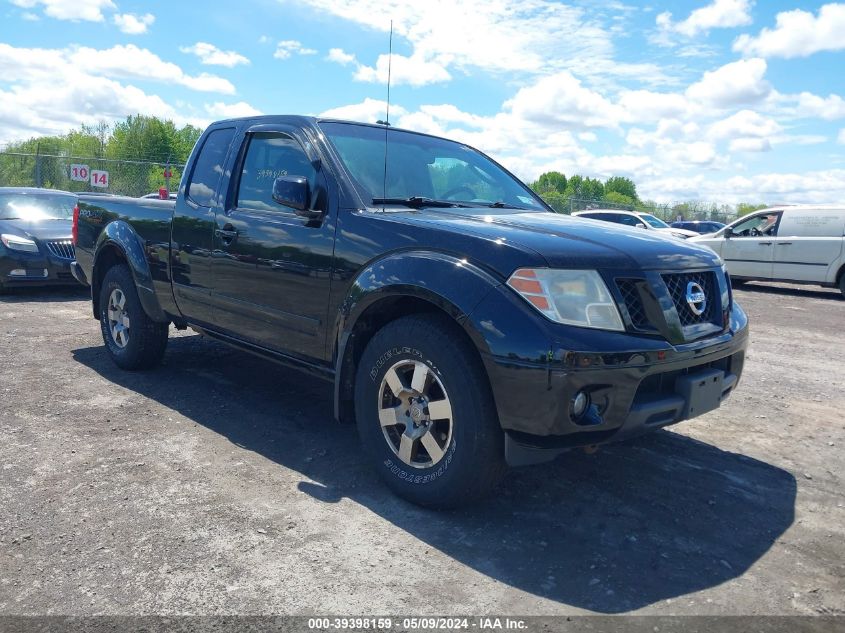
[378,360,453,469]
[107,288,130,348]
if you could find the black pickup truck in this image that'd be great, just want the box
[71,115,748,507]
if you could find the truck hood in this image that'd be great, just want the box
[0,218,72,241]
[388,208,723,271]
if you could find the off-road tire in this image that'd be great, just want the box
[99,264,168,370]
[354,313,506,508]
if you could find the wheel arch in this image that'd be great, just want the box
[91,221,168,323]
[332,252,501,425]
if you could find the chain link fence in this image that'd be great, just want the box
[0,151,182,198]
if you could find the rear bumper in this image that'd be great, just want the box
[0,251,81,288]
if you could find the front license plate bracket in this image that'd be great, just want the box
[675,368,725,420]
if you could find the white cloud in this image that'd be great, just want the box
[326,48,356,65]
[709,109,781,140]
[274,40,317,60]
[578,132,597,142]
[180,42,250,67]
[0,75,179,142]
[319,98,406,123]
[686,58,770,108]
[729,137,771,152]
[290,0,670,86]
[10,0,115,21]
[354,53,451,86]
[656,0,753,37]
[113,13,154,34]
[65,45,235,94]
[205,101,262,118]
[503,71,624,130]
[839,129,845,145]
[0,43,234,94]
[733,3,845,59]
[618,90,689,123]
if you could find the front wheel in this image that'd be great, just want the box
[99,264,169,370]
[839,274,845,299]
[354,314,506,508]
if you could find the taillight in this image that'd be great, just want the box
[72,204,79,245]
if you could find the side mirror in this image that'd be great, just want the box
[635,223,646,229]
[724,227,734,238]
[272,176,321,218]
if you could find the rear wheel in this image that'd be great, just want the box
[839,273,845,299]
[99,264,168,370]
[354,314,506,508]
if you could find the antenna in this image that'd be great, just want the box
[382,19,393,204]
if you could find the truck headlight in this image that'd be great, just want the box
[507,268,624,331]
[1,234,39,253]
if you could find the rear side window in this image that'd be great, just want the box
[188,127,236,207]
[236,133,317,212]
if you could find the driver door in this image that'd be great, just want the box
[210,128,336,361]
[721,211,782,279]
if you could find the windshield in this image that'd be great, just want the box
[0,193,76,221]
[639,213,670,229]
[318,121,546,211]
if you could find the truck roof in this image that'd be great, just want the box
[209,114,454,144]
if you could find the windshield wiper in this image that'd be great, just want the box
[372,196,470,208]
[481,201,529,210]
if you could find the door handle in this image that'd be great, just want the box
[776,242,792,245]
[758,241,772,245]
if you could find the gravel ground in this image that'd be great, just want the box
[0,281,843,616]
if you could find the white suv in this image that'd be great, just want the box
[572,209,699,240]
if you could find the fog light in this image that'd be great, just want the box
[572,391,590,419]
[9,269,26,276]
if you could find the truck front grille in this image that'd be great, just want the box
[661,271,719,327]
[615,279,654,331]
[45,240,75,260]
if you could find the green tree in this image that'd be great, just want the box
[604,176,638,202]
[538,190,568,213]
[603,191,635,207]
[736,202,768,217]
[534,171,567,193]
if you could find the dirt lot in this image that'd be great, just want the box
[0,282,843,616]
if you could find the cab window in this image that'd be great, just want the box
[610,214,641,227]
[236,133,317,212]
[730,212,781,237]
[187,127,236,208]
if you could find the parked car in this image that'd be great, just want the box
[691,205,845,296]
[71,115,748,507]
[573,209,699,239]
[0,187,81,293]
[671,220,726,235]
[142,191,178,200]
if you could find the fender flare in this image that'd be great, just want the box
[332,250,502,421]
[92,220,168,322]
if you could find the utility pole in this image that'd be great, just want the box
[34,141,42,188]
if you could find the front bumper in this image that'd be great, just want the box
[0,249,81,288]
[465,281,749,466]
